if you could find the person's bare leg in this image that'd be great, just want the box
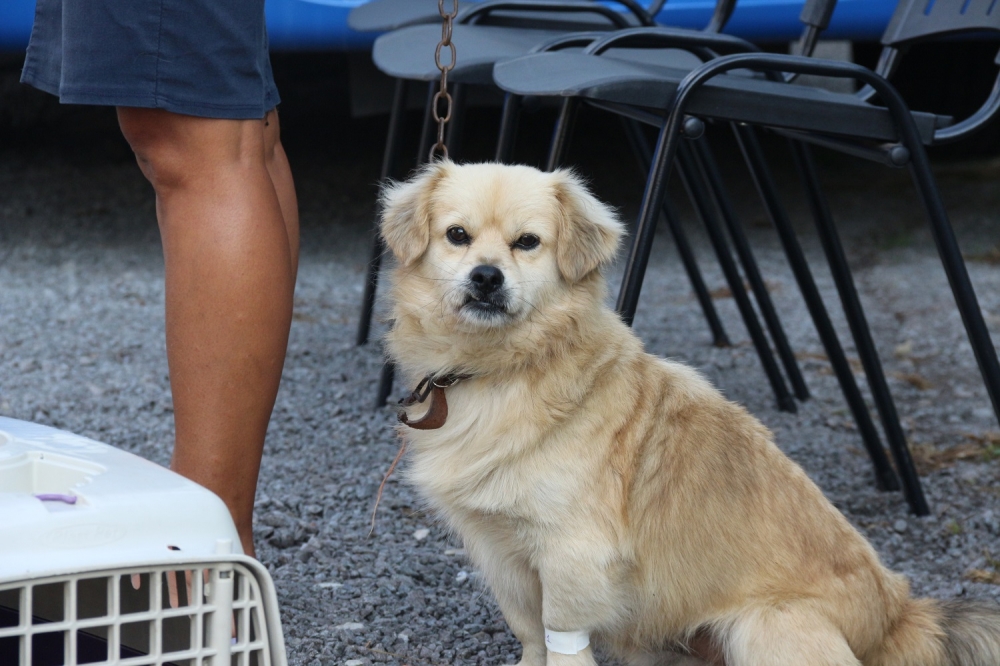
[264,109,299,276]
[118,107,298,557]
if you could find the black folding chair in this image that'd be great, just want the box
[356,1,820,413]
[493,3,845,410]
[353,0,662,404]
[353,0,754,406]
[497,0,1000,515]
[490,7,869,418]
[353,0,669,346]
[347,0,476,33]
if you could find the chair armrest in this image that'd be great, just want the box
[677,52,887,92]
[858,46,999,143]
[933,73,1000,144]
[529,31,607,54]
[583,26,759,58]
[457,0,646,29]
[664,53,932,148]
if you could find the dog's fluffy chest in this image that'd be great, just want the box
[404,380,590,524]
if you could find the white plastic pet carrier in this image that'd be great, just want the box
[0,417,288,666]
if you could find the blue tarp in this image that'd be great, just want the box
[1,0,895,53]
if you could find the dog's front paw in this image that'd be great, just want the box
[545,646,598,666]
[514,657,545,666]
[512,643,546,666]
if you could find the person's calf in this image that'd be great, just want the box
[116,106,295,558]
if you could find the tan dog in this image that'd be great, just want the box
[379,160,1000,666]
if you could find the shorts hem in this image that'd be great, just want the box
[20,69,60,98]
[21,72,279,119]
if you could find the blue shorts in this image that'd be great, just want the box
[20,0,280,119]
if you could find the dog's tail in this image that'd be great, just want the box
[937,599,1000,666]
[873,596,1000,666]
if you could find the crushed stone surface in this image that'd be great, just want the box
[2,98,999,665]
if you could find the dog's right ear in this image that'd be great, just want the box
[379,161,450,267]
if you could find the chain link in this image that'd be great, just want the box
[430,0,459,161]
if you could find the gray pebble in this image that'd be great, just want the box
[3,105,999,666]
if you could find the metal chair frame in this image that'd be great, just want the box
[572,82,907,494]
[492,5,849,412]
[360,0,659,407]
[357,1,654,352]
[488,3,961,509]
[366,0,821,415]
[616,36,1000,512]
[359,0,750,407]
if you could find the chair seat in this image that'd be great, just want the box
[348,0,475,32]
[373,25,567,83]
[373,24,703,85]
[349,0,639,33]
[493,51,949,143]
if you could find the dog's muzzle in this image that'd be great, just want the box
[462,264,509,317]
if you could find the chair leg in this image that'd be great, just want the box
[358,235,386,347]
[677,142,797,413]
[417,81,438,163]
[663,198,732,348]
[357,78,409,347]
[620,116,654,180]
[733,125,900,492]
[790,141,928,516]
[615,122,723,326]
[614,58,760,328]
[907,139,1000,426]
[619,117,731,347]
[374,82,441,407]
[613,76,792,412]
[495,93,522,163]
[375,360,396,409]
[616,121,674,324]
[692,136,810,402]
[545,98,579,172]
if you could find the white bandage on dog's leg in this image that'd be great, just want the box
[544,629,590,655]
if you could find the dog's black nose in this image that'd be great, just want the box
[469,265,504,294]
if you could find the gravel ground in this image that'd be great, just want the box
[2,70,1000,665]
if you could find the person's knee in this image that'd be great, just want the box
[117,107,266,193]
[117,108,189,189]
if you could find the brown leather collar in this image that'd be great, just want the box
[398,373,470,430]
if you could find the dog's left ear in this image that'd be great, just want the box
[379,161,451,267]
[552,170,624,283]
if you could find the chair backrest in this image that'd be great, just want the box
[467,0,739,33]
[704,0,737,33]
[883,0,1000,47]
[874,0,1000,143]
[460,0,657,28]
[682,0,834,38]
[796,0,839,56]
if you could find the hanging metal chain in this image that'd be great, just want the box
[430,0,459,161]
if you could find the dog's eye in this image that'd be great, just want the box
[447,226,470,245]
[512,233,540,251]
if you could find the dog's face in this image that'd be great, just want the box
[380,161,623,331]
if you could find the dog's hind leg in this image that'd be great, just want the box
[721,604,861,666]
